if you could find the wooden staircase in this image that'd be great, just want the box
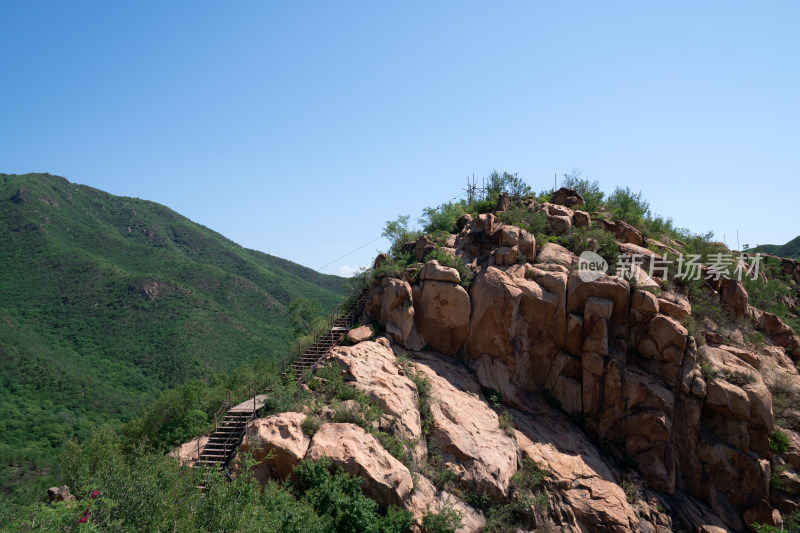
[291,287,370,377]
[192,282,371,476]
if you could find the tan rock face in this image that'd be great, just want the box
[464,267,524,364]
[549,214,573,235]
[720,279,749,318]
[536,242,577,268]
[306,423,413,507]
[494,245,518,266]
[330,342,423,453]
[573,210,591,228]
[413,353,517,502]
[598,219,643,246]
[170,435,208,467]
[414,279,470,355]
[657,291,691,321]
[371,277,425,350]
[346,324,374,344]
[552,187,586,208]
[512,401,640,532]
[760,312,800,357]
[240,412,310,482]
[419,260,461,284]
[405,475,486,533]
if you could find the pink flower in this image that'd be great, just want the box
[78,509,90,523]
[90,490,100,499]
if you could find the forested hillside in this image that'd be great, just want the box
[0,173,348,498]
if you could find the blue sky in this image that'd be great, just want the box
[2,1,798,276]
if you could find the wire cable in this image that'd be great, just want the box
[316,235,385,272]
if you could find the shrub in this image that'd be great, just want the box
[622,471,644,504]
[422,500,464,533]
[560,171,605,213]
[497,206,547,234]
[700,363,718,381]
[382,215,414,251]
[486,170,532,201]
[462,490,492,509]
[723,370,755,387]
[511,457,548,493]
[301,415,322,437]
[420,201,469,235]
[564,225,620,268]
[423,248,473,288]
[498,411,514,437]
[607,187,650,227]
[770,430,791,453]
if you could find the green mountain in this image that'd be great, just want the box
[750,235,800,260]
[0,173,348,495]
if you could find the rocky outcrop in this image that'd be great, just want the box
[599,219,644,246]
[240,412,310,482]
[405,476,486,532]
[169,435,208,467]
[414,276,471,354]
[369,277,425,350]
[513,403,640,532]
[306,423,414,508]
[47,485,76,502]
[329,342,424,458]
[413,352,518,502]
[551,187,586,208]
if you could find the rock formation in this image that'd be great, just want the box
[208,204,800,532]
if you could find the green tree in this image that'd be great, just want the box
[288,298,322,335]
[560,170,605,213]
[607,186,650,226]
[486,170,531,200]
[382,215,413,249]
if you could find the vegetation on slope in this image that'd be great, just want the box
[749,235,800,260]
[0,173,348,500]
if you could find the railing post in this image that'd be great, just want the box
[214,412,217,432]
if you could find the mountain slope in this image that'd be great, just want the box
[0,172,348,494]
[750,234,800,259]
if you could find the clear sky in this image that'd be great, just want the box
[2,1,798,276]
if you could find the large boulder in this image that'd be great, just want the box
[536,242,577,268]
[599,219,643,246]
[413,353,518,502]
[551,187,586,208]
[414,277,471,355]
[47,485,76,502]
[566,272,630,328]
[169,435,208,467]
[379,277,425,350]
[658,291,692,321]
[720,279,749,318]
[306,423,413,508]
[464,267,524,364]
[330,342,424,456]
[240,412,310,482]
[419,260,460,283]
[346,324,374,344]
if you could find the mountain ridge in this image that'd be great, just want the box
[0,172,348,497]
[750,235,800,260]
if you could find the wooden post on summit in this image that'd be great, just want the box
[229,390,232,407]
[214,412,217,432]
